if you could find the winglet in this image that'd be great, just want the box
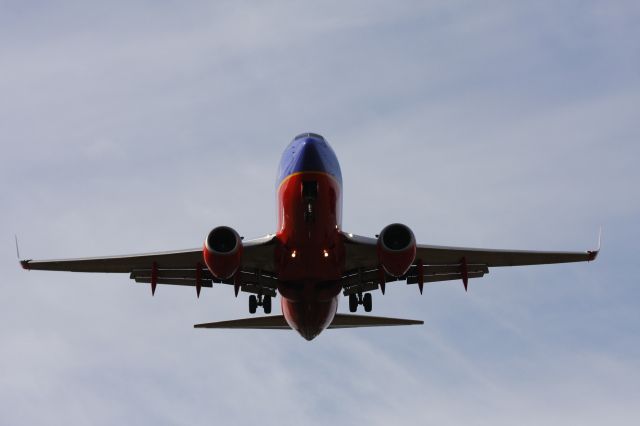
[15,235,31,270]
[587,227,602,262]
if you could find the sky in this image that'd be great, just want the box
[1,1,639,425]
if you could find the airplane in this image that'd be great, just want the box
[19,133,600,340]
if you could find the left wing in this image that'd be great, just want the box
[20,234,278,296]
[341,232,599,294]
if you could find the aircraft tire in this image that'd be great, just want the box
[349,294,358,312]
[249,295,258,314]
[263,295,272,314]
[363,293,372,312]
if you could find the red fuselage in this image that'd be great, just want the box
[274,135,344,340]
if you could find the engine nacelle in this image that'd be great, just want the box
[377,223,416,277]
[203,226,243,280]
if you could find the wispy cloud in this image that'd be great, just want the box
[1,1,638,425]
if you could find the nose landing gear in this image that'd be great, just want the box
[249,294,272,314]
[348,292,372,313]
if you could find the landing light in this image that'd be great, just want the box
[323,250,329,258]
[291,250,297,258]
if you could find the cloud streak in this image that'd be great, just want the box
[2,1,639,425]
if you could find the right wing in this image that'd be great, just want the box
[413,243,599,266]
[20,234,279,296]
[341,232,599,294]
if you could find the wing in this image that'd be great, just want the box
[20,234,278,296]
[341,232,599,295]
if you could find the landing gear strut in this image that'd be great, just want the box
[349,292,373,313]
[249,294,272,314]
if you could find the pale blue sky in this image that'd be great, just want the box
[1,1,639,425]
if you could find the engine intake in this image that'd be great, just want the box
[203,226,243,279]
[377,223,416,277]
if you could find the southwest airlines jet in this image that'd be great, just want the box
[20,133,599,340]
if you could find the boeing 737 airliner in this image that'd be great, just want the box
[20,133,599,340]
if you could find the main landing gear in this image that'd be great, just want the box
[349,292,372,313]
[249,294,272,314]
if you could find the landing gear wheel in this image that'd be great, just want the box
[263,295,272,314]
[349,294,358,312]
[363,293,372,312]
[249,295,258,314]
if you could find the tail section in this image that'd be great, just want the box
[328,313,423,328]
[194,313,423,330]
[194,316,290,329]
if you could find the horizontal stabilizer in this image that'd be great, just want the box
[194,313,423,330]
[328,313,423,328]
[195,315,290,329]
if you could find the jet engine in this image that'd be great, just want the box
[377,223,416,277]
[203,226,243,279]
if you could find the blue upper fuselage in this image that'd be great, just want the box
[277,133,342,187]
